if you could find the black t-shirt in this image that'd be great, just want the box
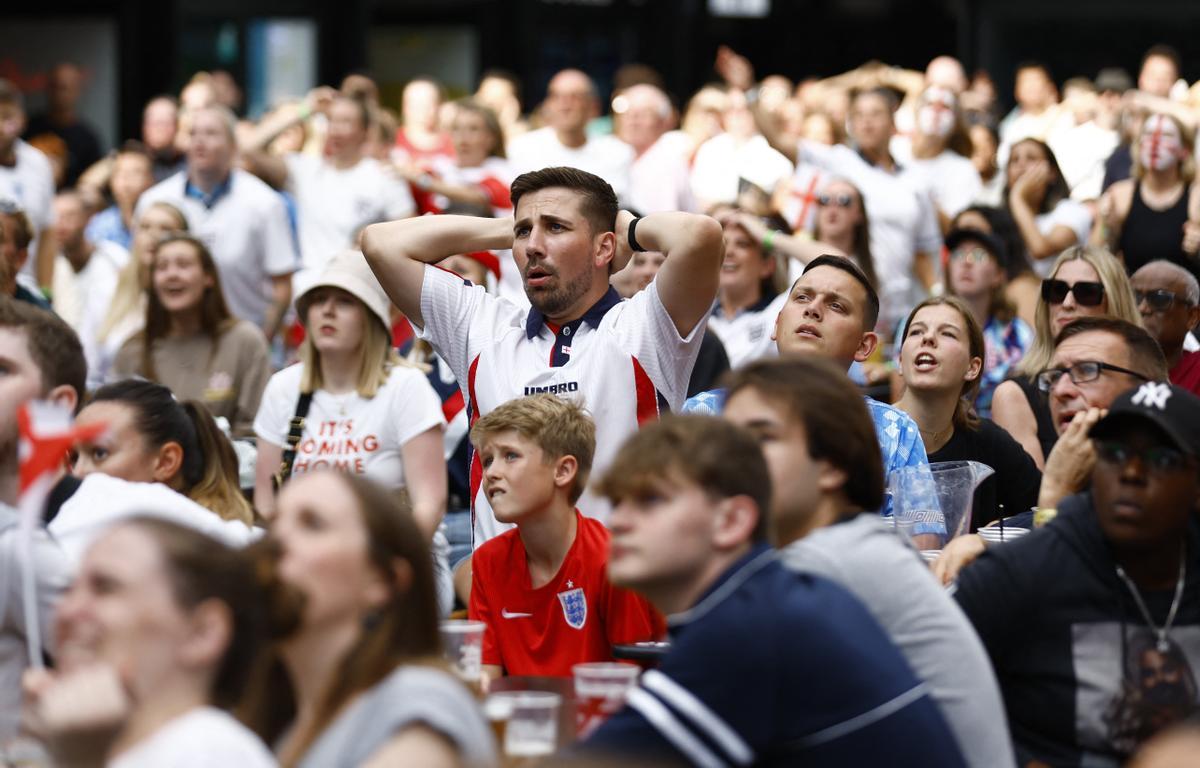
[1013,374,1059,461]
[930,418,1042,530]
[24,113,103,188]
[688,329,730,398]
[955,495,1200,765]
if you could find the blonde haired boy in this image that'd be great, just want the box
[468,394,663,680]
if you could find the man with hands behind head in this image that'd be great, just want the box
[362,166,723,546]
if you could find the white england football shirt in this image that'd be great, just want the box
[286,153,415,276]
[416,265,703,545]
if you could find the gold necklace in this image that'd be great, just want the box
[919,422,954,446]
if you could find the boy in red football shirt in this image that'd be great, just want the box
[468,394,664,680]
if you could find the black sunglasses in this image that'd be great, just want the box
[1135,288,1195,312]
[1041,279,1105,307]
[817,193,855,208]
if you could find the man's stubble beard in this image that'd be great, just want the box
[527,267,595,319]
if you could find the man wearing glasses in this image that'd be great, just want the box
[1131,260,1200,395]
[938,316,1169,582]
[954,381,1200,765]
[1036,317,1169,511]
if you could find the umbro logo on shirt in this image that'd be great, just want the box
[524,382,580,395]
[501,609,532,619]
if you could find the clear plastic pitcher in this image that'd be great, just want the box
[888,461,995,549]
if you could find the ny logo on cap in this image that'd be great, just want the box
[1131,382,1172,411]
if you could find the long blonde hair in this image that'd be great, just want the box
[97,202,188,343]
[1016,245,1142,377]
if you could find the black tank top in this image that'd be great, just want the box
[1118,181,1191,275]
[1013,375,1058,462]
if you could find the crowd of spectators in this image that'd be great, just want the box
[0,39,1200,767]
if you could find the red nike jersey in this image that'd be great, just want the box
[469,511,665,677]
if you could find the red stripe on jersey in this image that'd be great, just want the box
[632,356,659,425]
[478,176,513,209]
[467,355,483,546]
[443,388,465,422]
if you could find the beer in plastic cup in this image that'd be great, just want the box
[573,662,640,738]
[440,620,486,690]
[501,692,560,757]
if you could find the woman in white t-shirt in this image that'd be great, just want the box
[253,250,449,606]
[892,86,983,227]
[253,249,445,524]
[23,518,275,768]
[1005,138,1093,277]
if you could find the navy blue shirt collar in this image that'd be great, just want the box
[668,543,775,629]
[524,286,623,339]
[184,173,233,209]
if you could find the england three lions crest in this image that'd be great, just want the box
[558,587,587,629]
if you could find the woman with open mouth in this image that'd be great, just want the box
[22,518,274,767]
[894,295,1041,531]
[113,233,270,438]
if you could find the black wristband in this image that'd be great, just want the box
[628,216,647,252]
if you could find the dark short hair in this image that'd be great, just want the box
[0,79,24,111]
[510,166,619,237]
[801,254,881,331]
[1142,44,1182,76]
[1016,60,1054,82]
[1054,316,1169,382]
[0,204,34,250]
[726,357,884,515]
[849,85,899,113]
[595,415,771,544]
[115,139,154,165]
[0,298,86,406]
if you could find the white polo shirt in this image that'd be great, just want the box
[137,169,298,327]
[507,127,634,203]
[0,140,55,280]
[415,265,703,546]
[796,140,941,331]
[707,291,787,370]
[286,154,414,276]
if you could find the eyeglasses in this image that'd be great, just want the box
[1135,288,1195,312]
[950,247,993,263]
[817,193,854,208]
[1035,360,1150,393]
[1041,279,1105,307]
[1095,440,1194,473]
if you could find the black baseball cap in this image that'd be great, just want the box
[944,227,1009,271]
[1089,382,1200,457]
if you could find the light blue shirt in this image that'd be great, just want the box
[683,388,931,518]
[83,205,132,251]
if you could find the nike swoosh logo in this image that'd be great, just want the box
[501,609,532,619]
